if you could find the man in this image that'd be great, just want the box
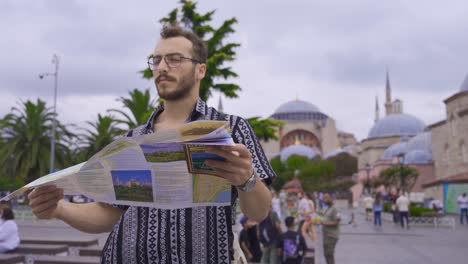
[296,192,309,232]
[27,24,275,263]
[239,216,262,263]
[396,193,410,229]
[457,193,468,225]
[363,195,374,221]
[321,193,341,264]
[277,216,307,264]
[258,207,282,264]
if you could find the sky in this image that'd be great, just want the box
[1,0,467,141]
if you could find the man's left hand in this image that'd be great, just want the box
[202,144,253,186]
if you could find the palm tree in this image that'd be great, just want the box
[0,99,75,184]
[108,88,154,129]
[246,117,283,142]
[77,114,123,161]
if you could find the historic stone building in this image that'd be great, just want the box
[423,75,468,213]
[260,99,357,161]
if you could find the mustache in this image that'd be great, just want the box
[156,73,176,82]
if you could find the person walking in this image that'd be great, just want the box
[396,193,410,229]
[363,195,374,221]
[258,208,282,264]
[457,193,468,225]
[0,208,20,253]
[277,216,307,264]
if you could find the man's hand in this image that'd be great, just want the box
[203,144,253,186]
[28,185,64,219]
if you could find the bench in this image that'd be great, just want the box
[33,255,101,264]
[20,238,99,256]
[0,254,25,264]
[10,244,68,255]
[78,245,102,257]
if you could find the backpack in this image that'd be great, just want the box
[282,233,300,260]
[258,213,278,246]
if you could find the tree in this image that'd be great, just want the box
[0,99,75,184]
[141,0,241,101]
[108,88,154,129]
[77,114,123,161]
[246,117,283,142]
[379,165,419,194]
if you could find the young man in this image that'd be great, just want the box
[396,193,410,229]
[239,216,262,263]
[277,216,307,264]
[258,207,282,264]
[457,193,468,225]
[321,193,341,264]
[27,25,275,263]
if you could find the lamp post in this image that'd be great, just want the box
[39,54,59,174]
[365,163,372,195]
[396,153,405,195]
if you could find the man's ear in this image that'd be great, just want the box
[196,63,206,81]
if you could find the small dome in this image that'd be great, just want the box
[324,149,344,159]
[274,100,320,114]
[381,142,408,160]
[406,132,431,154]
[280,145,318,162]
[460,74,468,92]
[404,150,433,164]
[368,114,426,139]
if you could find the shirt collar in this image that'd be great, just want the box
[144,97,207,130]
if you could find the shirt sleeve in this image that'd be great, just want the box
[230,116,277,185]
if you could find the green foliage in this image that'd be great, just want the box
[0,175,24,191]
[246,117,283,142]
[108,88,154,129]
[327,153,357,177]
[379,165,419,194]
[0,99,76,183]
[409,204,433,217]
[383,201,391,212]
[77,114,123,162]
[144,0,242,101]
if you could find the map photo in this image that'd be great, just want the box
[184,144,226,173]
[111,170,154,202]
[193,174,231,203]
[140,143,186,163]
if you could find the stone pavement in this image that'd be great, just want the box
[330,209,468,264]
[15,209,468,264]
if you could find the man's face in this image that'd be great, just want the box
[323,193,332,205]
[152,37,199,101]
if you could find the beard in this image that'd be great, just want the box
[156,67,196,101]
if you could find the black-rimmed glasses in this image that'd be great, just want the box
[147,53,201,70]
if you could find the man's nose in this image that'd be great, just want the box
[157,57,170,72]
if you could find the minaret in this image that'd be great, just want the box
[217,95,224,113]
[384,69,392,115]
[375,95,380,123]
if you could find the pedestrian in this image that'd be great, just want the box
[396,193,410,229]
[272,192,282,220]
[258,208,282,264]
[300,192,317,243]
[457,193,468,225]
[373,194,383,228]
[277,216,307,264]
[0,208,20,253]
[363,195,374,221]
[321,193,341,264]
[239,216,262,263]
[296,192,309,233]
[27,24,275,263]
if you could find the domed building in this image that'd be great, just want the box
[260,99,356,160]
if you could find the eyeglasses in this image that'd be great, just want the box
[147,53,201,70]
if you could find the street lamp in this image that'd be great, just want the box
[365,163,372,195]
[39,54,59,174]
[396,153,405,195]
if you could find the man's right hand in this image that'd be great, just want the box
[28,185,64,219]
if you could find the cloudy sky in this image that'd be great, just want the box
[1,0,467,141]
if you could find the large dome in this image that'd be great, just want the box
[272,99,328,121]
[460,74,468,92]
[280,145,319,162]
[274,100,320,114]
[368,114,426,139]
[381,132,433,164]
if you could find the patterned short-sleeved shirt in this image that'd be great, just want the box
[101,98,276,264]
